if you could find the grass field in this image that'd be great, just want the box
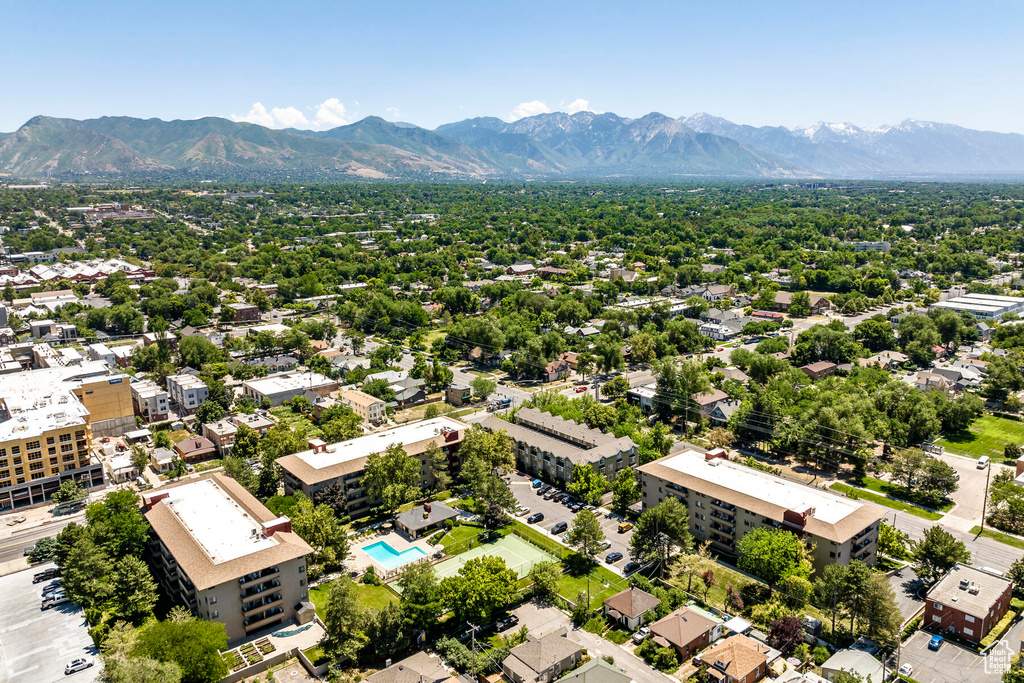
[432,534,559,581]
[969,525,1024,551]
[936,415,1024,460]
[438,524,486,551]
[269,406,321,438]
[558,566,629,610]
[830,483,943,520]
[858,476,954,512]
[309,581,400,619]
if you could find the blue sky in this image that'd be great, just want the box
[2,1,1022,133]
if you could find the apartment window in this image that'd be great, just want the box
[0,470,8,479]
[211,610,218,619]
[28,451,41,461]
[61,444,73,453]
[49,458,57,466]
[300,579,306,587]
[26,441,40,450]
[13,457,20,465]
[299,566,305,573]
[47,437,55,445]
[0,449,6,457]
[934,603,943,610]
[209,596,217,605]
[10,446,19,455]
[31,472,44,480]
[48,447,56,455]
[932,615,942,623]
[59,434,71,443]
[829,552,836,558]
[29,462,43,472]
[0,459,6,467]
[963,627,973,637]
[15,467,23,475]
[965,615,975,623]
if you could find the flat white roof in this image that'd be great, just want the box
[163,479,279,564]
[660,450,863,525]
[244,372,333,394]
[297,416,465,470]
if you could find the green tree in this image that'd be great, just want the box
[911,525,971,582]
[154,430,172,449]
[788,291,811,317]
[396,562,442,631]
[567,463,607,506]
[110,555,159,625]
[528,560,562,603]
[133,614,228,683]
[85,489,150,559]
[460,427,516,527]
[440,555,518,624]
[178,336,221,370]
[654,358,711,428]
[194,400,224,425]
[362,443,421,514]
[737,527,812,589]
[29,536,57,563]
[566,509,607,559]
[290,495,350,580]
[610,468,641,515]
[470,377,497,400]
[629,497,694,572]
[877,521,910,560]
[51,479,86,504]
[363,602,409,662]
[576,352,595,381]
[130,445,150,475]
[425,442,451,492]
[322,576,367,661]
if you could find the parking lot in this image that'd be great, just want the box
[508,472,635,571]
[898,630,1003,683]
[0,563,100,683]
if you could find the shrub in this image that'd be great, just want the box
[813,646,830,665]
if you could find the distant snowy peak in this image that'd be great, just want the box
[792,121,868,142]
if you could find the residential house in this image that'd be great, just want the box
[446,385,472,406]
[771,291,832,314]
[693,389,730,417]
[626,384,658,414]
[649,606,721,660]
[602,586,661,631]
[545,358,572,382]
[507,263,536,276]
[340,389,386,424]
[229,412,275,435]
[131,379,169,422]
[559,658,631,683]
[226,302,260,324]
[149,447,176,473]
[538,266,570,280]
[394,502,460,539]
[914,371,954,392]
[708,399,741,427]
[923,563,1013,644]
[819,650,885,683]
[800,362,837,380]
[714,367,750,384]
[166,374,209,414]
[202,419,238,456]
[364,651,454,683]
[174,436,217,464]
[693,635,770,683]
[501,629,583,683]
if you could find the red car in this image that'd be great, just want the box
[575,386,587,393]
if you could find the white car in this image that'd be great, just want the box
[898,663,913,677]
[65,657,94,674]
[515,506,530,517]
[632,626,650,644]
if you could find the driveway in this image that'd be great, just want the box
[508,473,634,571]
[0,563,101,683]
[938,454,1006,526]
[899,630,1002,683]
[887,566,926,624]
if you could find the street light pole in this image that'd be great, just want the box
[980,464,992,534]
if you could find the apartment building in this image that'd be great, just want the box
[340,389,385,424]
[143,474,313,642]
[924,564,1013,644]
[130,379,169,423]
[166,374,209,414]
[241,372,337,407]
[0,362,133,510]
[202,419,238,456]
[225,302,260,324]
[637,450,885,573]
[278,417,469,519]
[480,407,637,485]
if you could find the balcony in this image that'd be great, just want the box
[244,606,285,629]
[240,579,281,599]
[852,526,874,543]
[711,499,737,513]
[852,537,873,553]
[238,567,279,585]
[242,592,282,613]
[710,511,735,525]
[710,522,735,536]
[709,533,735,549]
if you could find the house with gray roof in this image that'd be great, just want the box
[395,502,460,538]
[559,658,630,683]
[365,651,454,683]
[502,629,582,683]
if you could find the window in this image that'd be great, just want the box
[300,579,306,586]
[10,446,19,455]
[965,615,975,623]
[59,434,71,443]
[932,615,942,623]
[934,603,943,610]
[299,566,305,573]
[211,610,218,618]
[963,627,973,637]
[26,441,39,450]
[829,552,836,558]
[47,437,55,445]
[209,596,217,604]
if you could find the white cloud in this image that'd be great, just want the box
[270,106,309,128]
[230,102,275,127]
[314,98,350,128]
[564,98,597,114]
[509,100,551,121]
[386,106,400,120]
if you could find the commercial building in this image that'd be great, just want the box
[166,374,209,414]
[923,563,1013,644]
[278,417,469,518]
[846,241,891,253]
[0,362,135,510]
[931,293,1024,320]
[638,450,885,573]
[241,372,337,407]
[340,389,385,424]
[480,407,637,485]
[142,474,313,642]
[130,379,169,423]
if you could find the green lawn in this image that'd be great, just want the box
[859,476,954,512]
[969,525,1024,551]
[438,524,487,552]
[309,580,399,619]
[936,415,1024,460]
[830,483,943,520]
[269,406,322,438]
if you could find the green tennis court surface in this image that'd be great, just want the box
[433,533,559,580]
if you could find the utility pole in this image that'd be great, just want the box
[980,463,993,534]
[468,623,478,680]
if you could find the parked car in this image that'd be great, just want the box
[551,521,568,535]
[899,664,914,677]
[5,516,26,526]
[624,561,641,574]
[495,614,520,631]
[33,568,59,583]
[618,522,634,533]
[928,635,944,651]
[543,490,557,500]
[977,456,990,469]
[42,594,70,610]
[527,513,545,524]
[515,506,530,517]
[575,386,587,393]
[64,658,94,675]
[598,540,612,551]
[532,479,544,488]
[606,551,624,563]
[632,626,650,644]
[562,497,577,507]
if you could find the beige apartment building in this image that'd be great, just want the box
[638,449,885,573]
[278,417,468,519]
[340,389,385,424]
[143,474,313,642]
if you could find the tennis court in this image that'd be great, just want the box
[432,533,559,580]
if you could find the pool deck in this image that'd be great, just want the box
[350,531,437,576]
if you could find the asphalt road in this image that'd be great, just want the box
[891,512,1019,574]
[0,517,82,564]
[508,472,634,570]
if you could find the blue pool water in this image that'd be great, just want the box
[363,541,427,570]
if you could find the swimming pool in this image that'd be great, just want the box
[363,541,427,571]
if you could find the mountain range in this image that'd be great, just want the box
[3,111,1024,181]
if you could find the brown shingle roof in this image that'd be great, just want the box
[603,587,661,620]
[698,635,768,681]
[650,607,717,650]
